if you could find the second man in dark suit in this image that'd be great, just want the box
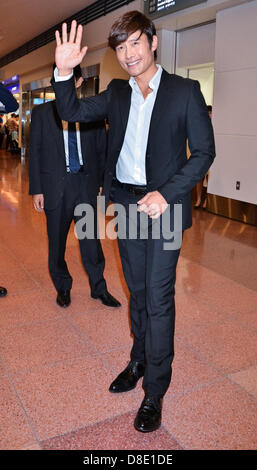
[29,65,120,309]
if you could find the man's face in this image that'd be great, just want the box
[115,30,157,79]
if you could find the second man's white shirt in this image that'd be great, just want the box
[62,121,83,171]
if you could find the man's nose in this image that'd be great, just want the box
[125,45,134,60]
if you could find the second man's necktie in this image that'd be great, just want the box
[68,121,81,173]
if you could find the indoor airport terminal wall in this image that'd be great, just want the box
[1,0,257,224]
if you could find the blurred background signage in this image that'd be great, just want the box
[144,0,206,19]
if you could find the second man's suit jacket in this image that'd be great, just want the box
[52,69,215,230]
[29,100,106,210]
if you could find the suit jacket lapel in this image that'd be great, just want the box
[117,71,174,148]
[118,82,132,132]
[147,70,172,144]
[48,101,65,160]
[79,123,87,165]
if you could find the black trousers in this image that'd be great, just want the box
[45,172,107,296]
[110,184,181,397]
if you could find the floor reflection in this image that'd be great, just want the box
[0,148,257,451]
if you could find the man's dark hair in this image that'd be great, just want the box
[108,10,157,60]
[207,105,212,112]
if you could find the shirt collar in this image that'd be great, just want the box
[129,64,163,94]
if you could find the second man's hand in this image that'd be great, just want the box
[32,194,44,212]
[55,20,88,76]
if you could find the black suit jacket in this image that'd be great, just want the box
[52,70,215,229]
[29,100,106,210]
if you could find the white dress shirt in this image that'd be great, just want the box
[62,121,83,171]
[116,64,163,185]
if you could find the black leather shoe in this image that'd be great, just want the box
[0,286,7,297]
[91,291,121,308]
[134,395,162,433]
[56,289,71,308]
[109,360,145,393]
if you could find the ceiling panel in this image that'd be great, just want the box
[0,0,95,58]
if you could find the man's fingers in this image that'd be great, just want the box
[137,203,150,214]
[55,30,61,46]
[75,23,83,46]
[149,208,160,218]
[137,203,145,212]
[62,22,67,43]
[33,195,44,212]
[80,46,88,60]
[69,20,77,43]
[137,193,150,205]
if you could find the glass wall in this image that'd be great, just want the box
[175,22,215,106]
[174,24,215,205]
[176,65,214,106]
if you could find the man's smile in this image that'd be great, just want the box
[127,60,140,66]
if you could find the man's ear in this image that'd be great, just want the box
[151,35,158,54]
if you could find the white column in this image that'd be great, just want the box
[208,0,257,205]
[156,29,176,73]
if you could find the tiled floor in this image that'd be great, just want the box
[0,149,257,450]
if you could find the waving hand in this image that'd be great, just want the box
[55,20,88,76]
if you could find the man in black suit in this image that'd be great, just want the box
[52,12,215,432]
[29,65,120,309]
[0,82,19,298]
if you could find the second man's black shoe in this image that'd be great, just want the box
[109,360,145,393]
[134,395,162,433]
[56,289,71,308]
[91,291,121,308]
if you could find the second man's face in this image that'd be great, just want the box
[115,30,157,80]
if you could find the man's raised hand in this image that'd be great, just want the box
[55,20,88,76]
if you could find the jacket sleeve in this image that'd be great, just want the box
[0,83,19,113]
[51,76,111,123]
[158,80,215,204]
[28,107,43,195]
